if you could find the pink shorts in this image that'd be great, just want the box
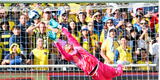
[91,62,123,80]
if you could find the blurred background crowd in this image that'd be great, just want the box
[0,3,159,71]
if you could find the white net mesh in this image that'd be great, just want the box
[0,64,158,80]
[0,2,159,80]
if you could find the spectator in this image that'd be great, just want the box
[59,13,69,28]
[27,38,51,70]
[112,9,123,26]
[41,8,53,25]
[76,11,88,31]
[125,22,133,38]
[9,26,25,53]
[114,36,133,65]
[128,28,139,63]
[138,19,151,50]
[100,19,115,43]
[26,22,58,49]
[0,21,12,59]
[33,17,41,26]
[92,11,104,35]
[115,20,125,29]
[42,8,60,32]
[85,5,94,22]
[9,7,21,28]
[17,14,31,54]
[149,34,159,71]
[0,8,16,31]
[139,19,152,39]
[149,12,158,34]
[68,21,81,42]
[102,8,113,22]
[121,11,132,22]
[27,10,41,50]
[18,14,31,31]
[87,22,98,38]
[79,25,93,54]
[0,8,6,20]
[136,48,152,71]
[1,43,26,70]
[21,8,31,26]
[87,22,99,56]
[99,21,109,43]
[28,10,41,26]
[32,17,41,26]
[116,21,128,39]
[133,12,144,32]
[27,16,41,49]
[58,4,77,23]
[0,8,9,22]
[100,29,119,64]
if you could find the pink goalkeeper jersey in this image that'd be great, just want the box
[55,27,99,75]
[55,28,123,80]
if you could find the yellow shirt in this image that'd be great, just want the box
[100,29,108,43]
[155,23,159,33]
[116,46,133,64]
[68,14,77,22]
[0,42,3,61]
[0,34,11,51]
[137,60,152,71]
[81,37,93,53]
[132,18,147,24]
[86,16,92,23]
[115,46,133,70]
[9,21,15,31]
[83,41,89,51]
[32,48,49,70]
[101,39,119,63]
[90,33,99,55]
[71,31,81,43]
[58,14,77,23]
[90,33,98,47]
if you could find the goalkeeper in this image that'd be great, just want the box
[48,27,123,80]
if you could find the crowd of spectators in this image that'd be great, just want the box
[0,3,159,71]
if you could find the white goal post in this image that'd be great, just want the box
[0,64,157,68]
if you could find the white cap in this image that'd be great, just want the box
[81,25,88,31]
[43,8,52,12]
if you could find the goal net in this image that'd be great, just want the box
[0,1,159,80]
[0,64,158,80]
